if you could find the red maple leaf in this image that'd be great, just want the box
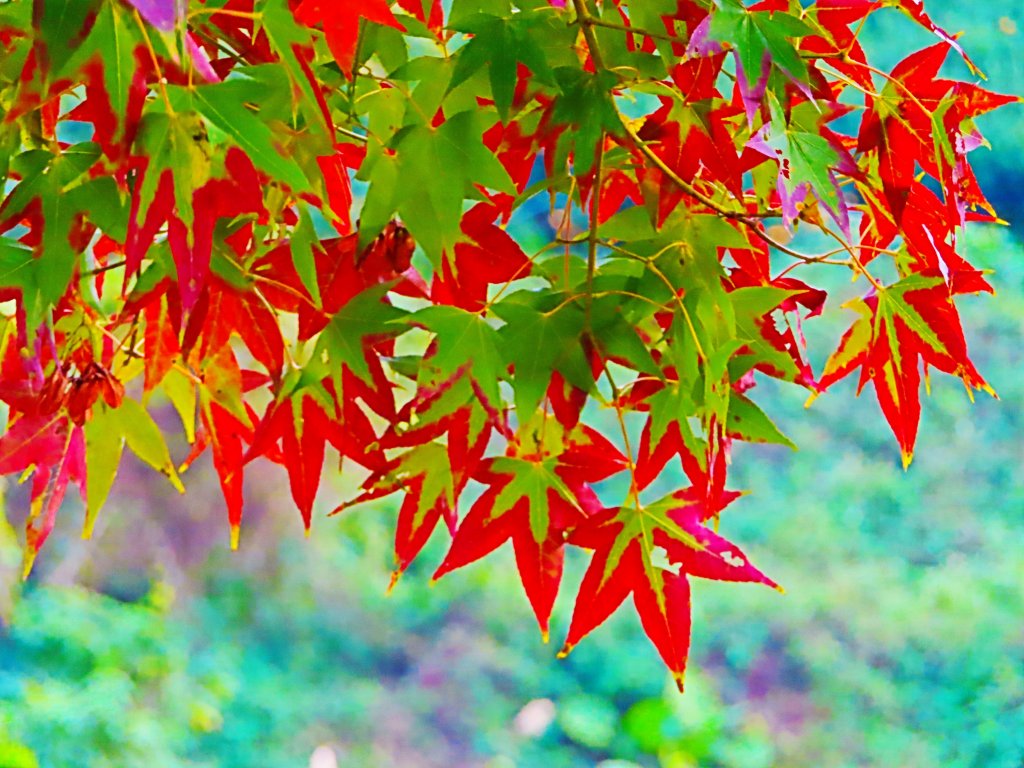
[816,272,990,466]
[561,489,777,691]
[293,0,404,77]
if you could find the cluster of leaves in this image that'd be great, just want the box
[0,0,1015,687]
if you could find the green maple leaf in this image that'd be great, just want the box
[83,403,125,539]
[492,298,594,419]
[588,294,661,377]
[550,67,623,176]
[412,305,504,409]
[134,108,211,238]
[391,110,515,263]
[626,0,681,63]
[726,393,796,449]
[79,0,137,136]
[185,80,311,191]
[729,285,802,381]
[709,1,815,87]
[489,456,580,543]
[767,95,841,212]
[0,238,45,332]
[316,283,409,387]
[34,0,103,78]
[0,144,102,330]
[448,10,556,123]
[647,382,702,456]
[256,0,330,133]
[108,399,185,494]
[289,205,323,308]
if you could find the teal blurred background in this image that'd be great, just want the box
[1,3,1022,766]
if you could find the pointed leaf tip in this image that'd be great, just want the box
[672,671,686,693]
[387,570,401,595]
[901,451,914,471]
[230,524,240,551]
[169,471,185,494]
[21,551,37,581]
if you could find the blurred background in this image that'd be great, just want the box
[1,3,1022,767]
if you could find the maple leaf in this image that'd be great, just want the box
[245,366,390,534]
[815,273,991,466]
[257,0,333,135]
[492,298,594,420]
[23,425,85,578]
[560,490,777,690]
[412,305,504,411]
[433,456,586,639]
[198,276,286,381]
[856,43,956,222]
[431,203,530,313]
[181,344,254,546]
[396,0,444,33]
[448,9,557,123]
[83,403,125,538]
[764,95,846,226]
[196,401,252,549]
[142,290,181,393]
[338,441,457,589]
[127,138,268,313]
[387,111,516,263]
[0,413,67,477]
[17,0,102,89]
[247,390,331,532]
[109,398,185,493]
[892,0,980,75]
[0,144,108,332]
[546,67,623,176]
[634,379,703,491]
[433,418,626,637]
[0,238,47,336]
[0,0,1014,690]
[189,80,310,191]
[67,0,148,162]
[252,222,416,344]
[709,0,816,88]
[293,0,405,77]
[315,283,408,390]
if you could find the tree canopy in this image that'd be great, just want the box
[0,0,1016,688]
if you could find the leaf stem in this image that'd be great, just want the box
[576,14,688,47]
[187,8,262,21]
[585,132,604,326]
[602,363,641,509]
[135,10,175,115]
[570,0,607,72]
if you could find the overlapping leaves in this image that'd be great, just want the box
[0,0,1014,688]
